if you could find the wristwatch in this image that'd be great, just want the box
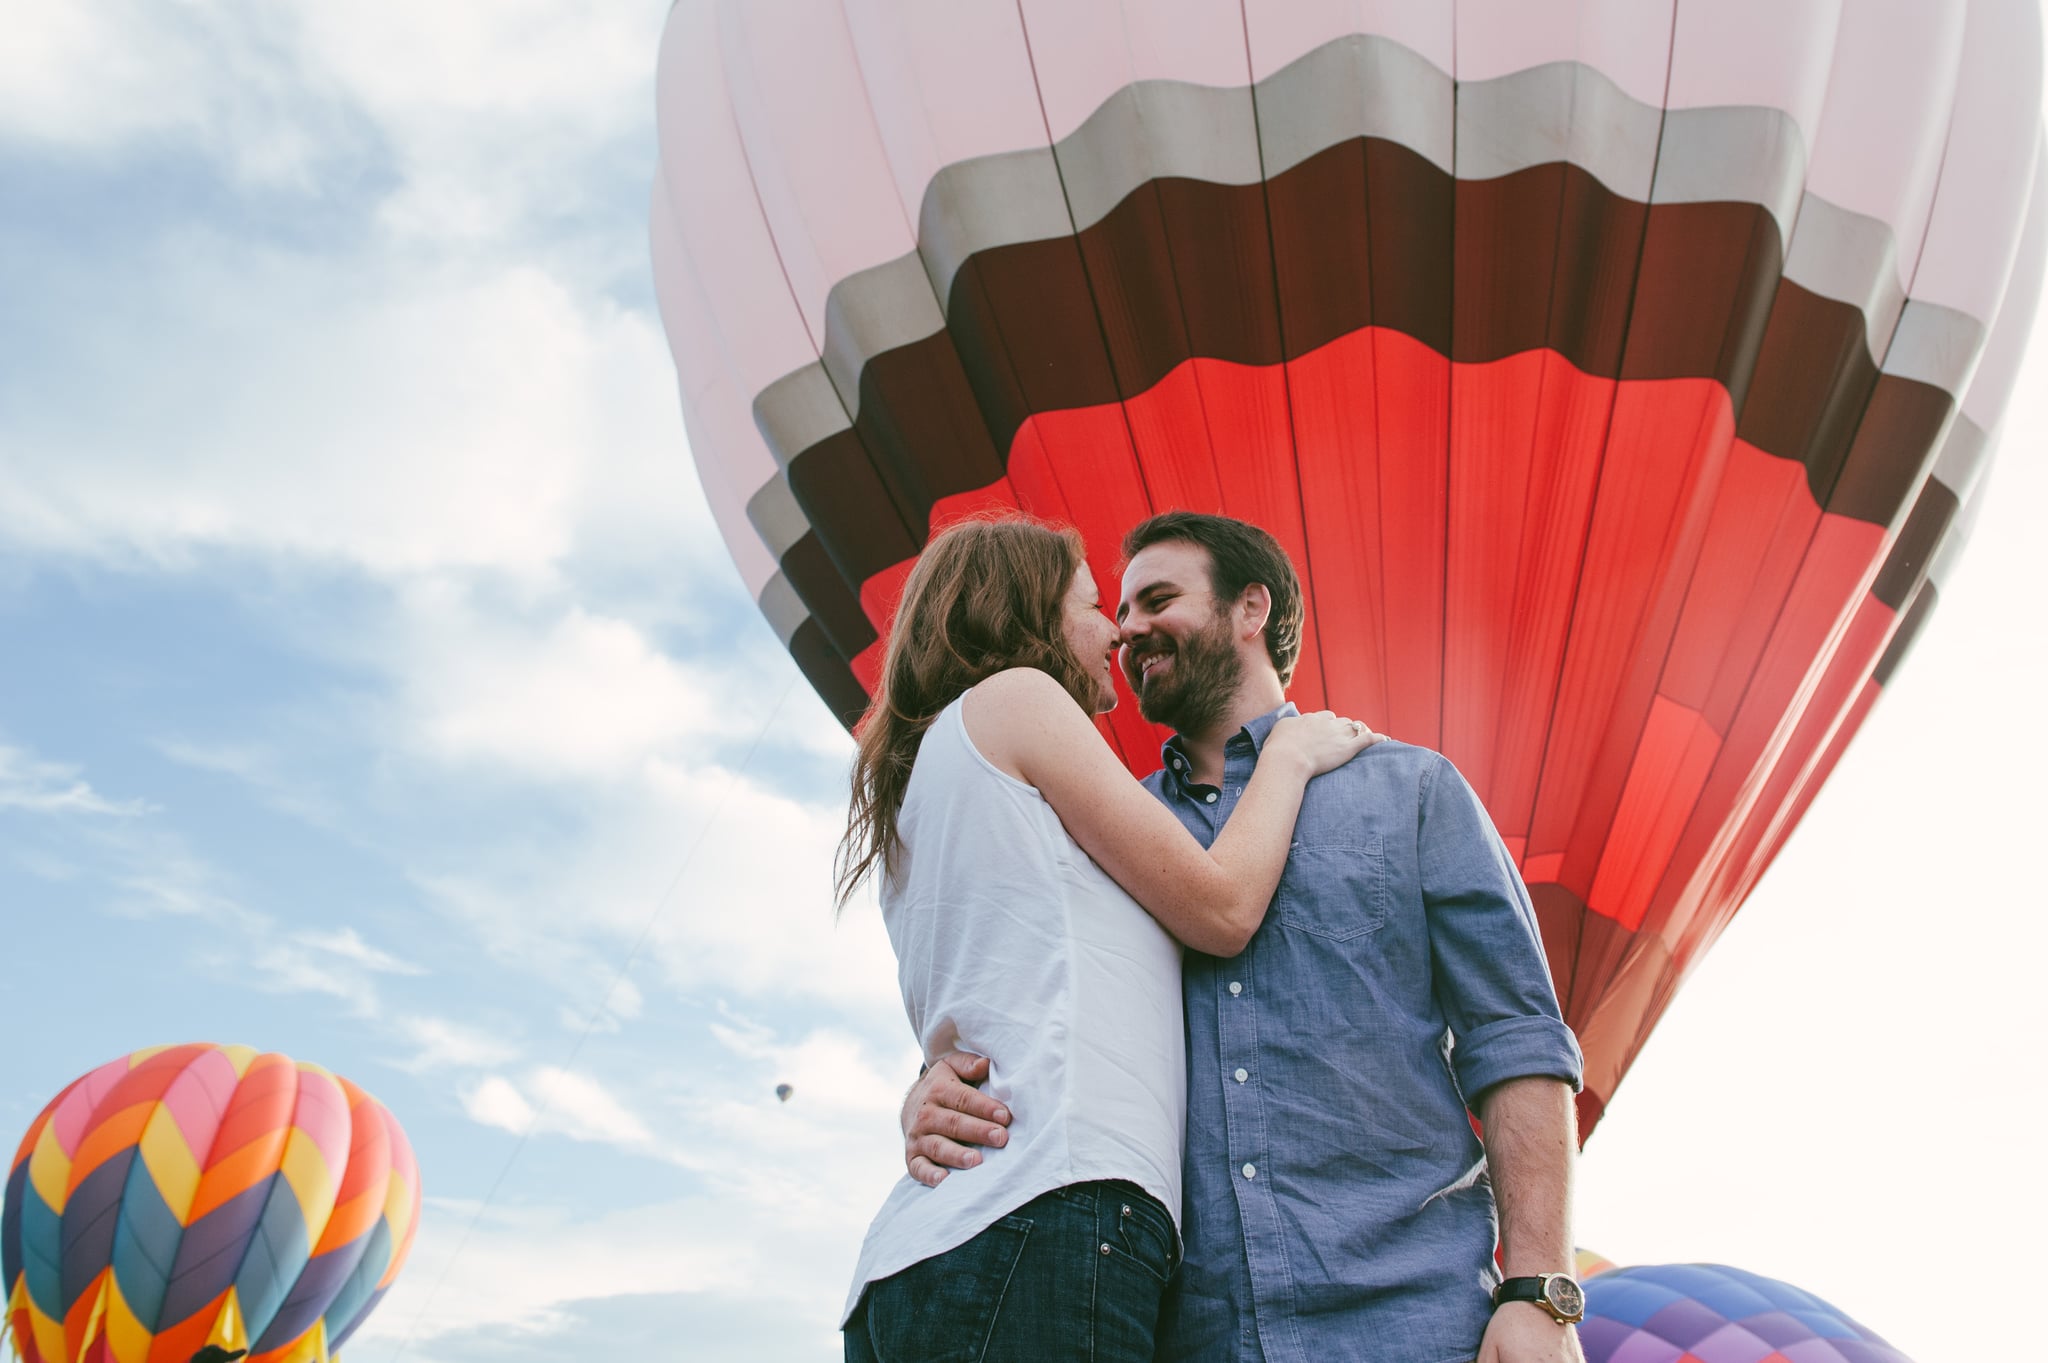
[1492,1273,1586,1325]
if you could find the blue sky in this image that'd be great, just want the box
[3,3,2045,1361]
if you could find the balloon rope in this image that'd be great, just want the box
[382,674,801,1361]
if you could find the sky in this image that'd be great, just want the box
[0,3,2042,1362]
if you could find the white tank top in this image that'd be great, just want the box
[843,690,1186,1323]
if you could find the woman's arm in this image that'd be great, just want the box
[963,668,1370,955]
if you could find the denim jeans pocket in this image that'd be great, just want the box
[1110,1193,1177,1285]
[863,1216,1032,1363]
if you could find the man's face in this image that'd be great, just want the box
[1117,540,1246,735]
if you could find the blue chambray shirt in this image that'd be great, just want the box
[1147,705,1583,1363]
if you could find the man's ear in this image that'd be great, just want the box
[1237,583,1272,640]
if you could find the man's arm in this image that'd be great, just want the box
[900,1052,1011,1186]
[1474,1077,1585,1363]
[1414,753,1586,1363]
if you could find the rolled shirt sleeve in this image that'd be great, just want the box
[1418,752,1584,1100]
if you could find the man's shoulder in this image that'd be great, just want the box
[1139,738,1458,790]
[1331,736,1450,783]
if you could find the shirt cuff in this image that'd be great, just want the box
[1452,1015,1585,1099]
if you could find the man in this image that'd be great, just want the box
[902,512,1587,1363]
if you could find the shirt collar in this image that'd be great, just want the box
[1159,701,1300,773]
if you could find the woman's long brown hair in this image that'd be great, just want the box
[835,516,1102,909]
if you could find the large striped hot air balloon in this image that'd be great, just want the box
[650,0,2048,1134]
[2,1045,421,1363]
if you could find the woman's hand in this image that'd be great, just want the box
[1267,710,1381,778]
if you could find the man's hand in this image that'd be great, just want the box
[901,1051,1012,1187]
[1477,1303,1585,1363]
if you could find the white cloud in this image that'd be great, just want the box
[0,3,328,183]
[0,1,657,225]
[357,1196,827,1349]
[2,254,710,583]
[389,1015,524,1074]
[636,759,903,1015]
[249,937,384,1012]
[246,927,429,1018]
[1,0,711,605]
[708,1018,908,1125]
[388,585,719,778]
[410,753,903,1025]
[294,0,657,248]
[462,1066,657,1151]
[379,1016,914,1355]
[558,977,643,1035]
[151,738,346,829]
[295,925,427,974]
[0,743,151,816]
[105,838,262,928]
[461,1074,539,1133]
[528,1066,659,1147]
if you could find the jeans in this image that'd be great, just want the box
[845,1180,1178,1363]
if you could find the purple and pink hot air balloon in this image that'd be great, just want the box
[1580,1261,1915,1363]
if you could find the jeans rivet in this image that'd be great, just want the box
[1100,1243,1112,1255]
[1120,1204,1132,1217]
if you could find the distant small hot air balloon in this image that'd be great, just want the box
[1581,1263,1914,1363]
[774,1084,794,1104]
[3,1043,421,1363]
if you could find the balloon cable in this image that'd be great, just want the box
[383,673,801,1361]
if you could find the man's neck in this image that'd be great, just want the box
[1179,674,1287,786]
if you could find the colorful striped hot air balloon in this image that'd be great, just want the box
[649,0,2047,1136]
[2,1044,421,1363]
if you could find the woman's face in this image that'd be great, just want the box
[1060,563,1122,714]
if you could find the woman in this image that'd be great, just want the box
[837,516,1372,1361]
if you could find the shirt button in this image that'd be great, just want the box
[1228,981,1242,996]
[1204,791,1219,804]
[1234,1068,1249,1083]
[1242,1163,1257,1179]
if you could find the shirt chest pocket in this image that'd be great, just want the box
[1275,836,1388,941]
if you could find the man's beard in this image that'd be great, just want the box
[1132,610,1244,735]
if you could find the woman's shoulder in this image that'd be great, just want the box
[968,665,1070,703]
[962,668,1092,781]
[963,667,1085,732]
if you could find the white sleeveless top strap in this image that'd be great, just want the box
[842,690,1185,1323]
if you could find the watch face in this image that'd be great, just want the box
[1545,1275,1586,1321]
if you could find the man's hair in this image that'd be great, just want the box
[1122,511,1304,686]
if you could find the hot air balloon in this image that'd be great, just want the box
[2,1044,421,1363]
[775,1083,795,1103]
[649,0,2047,1135]
[1579,1262,1915,1363]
